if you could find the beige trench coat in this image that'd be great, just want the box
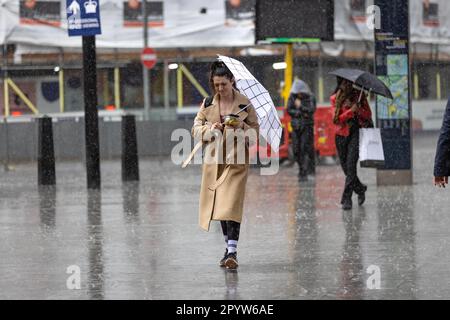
[192,90,259,231]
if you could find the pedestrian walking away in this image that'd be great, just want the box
[331,77,374,210]
[191,60,259,269]
[287,79,317,181]
[434,97,450,188]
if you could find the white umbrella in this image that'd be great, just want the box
[217,55,283,152]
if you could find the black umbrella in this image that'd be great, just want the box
[329,68,393,100]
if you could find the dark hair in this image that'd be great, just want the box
[333,77,358,124]
[333,76,345,94]
[209,61,237,93]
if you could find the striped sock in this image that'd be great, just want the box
[227,240,238,254]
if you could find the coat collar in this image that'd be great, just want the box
[205,90,250,122]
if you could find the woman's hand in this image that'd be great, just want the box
[434,176,448,188]
[211,122,223,132]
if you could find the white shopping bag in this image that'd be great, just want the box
[359,128,385,168]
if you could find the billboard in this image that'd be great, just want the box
[255,0,334,42]
[1,0,450,48]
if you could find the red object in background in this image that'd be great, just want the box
[11,111,23,117]
[314,106,337,157]
[249,107,290,164]
[105,105,116,111]
[278,107,291,160]
[141,47,157,70]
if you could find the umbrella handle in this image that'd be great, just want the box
[357,88,372,105]
[358,87,364,103]
[235,103,252,115]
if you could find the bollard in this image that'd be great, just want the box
[37,116,56,185]
[39,185,56,228]
[121,114,139,181]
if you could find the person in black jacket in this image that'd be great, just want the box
[434,97,450,188]
[287,79,317,181]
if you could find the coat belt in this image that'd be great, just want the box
[181,140,203,168]
[182,140,231,191]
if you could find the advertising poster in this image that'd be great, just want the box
[377,75,409,119]
[20,0,61,27]
[123,0,164,27]
[225,0,255,26]
[349,0,367,23]
[422,0,439,27]
[377,54,409,119]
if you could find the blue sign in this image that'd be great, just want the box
[67,0,102,37]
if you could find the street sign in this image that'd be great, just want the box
[141,47,157,69]
[67,0,102,37]
[374,0,412,185]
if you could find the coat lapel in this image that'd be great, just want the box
[231,91,250,122]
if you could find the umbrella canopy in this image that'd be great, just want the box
[218,55,282,152]
[290,79,312,95]
[329,68,393,99]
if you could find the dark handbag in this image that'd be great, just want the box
[362,118,374,128]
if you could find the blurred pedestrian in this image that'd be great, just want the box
[191,61,259,269]
[433,97,450,188]
[331,77,373,210]
[287,79,317,181]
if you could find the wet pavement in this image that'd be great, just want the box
[1,132,449,299]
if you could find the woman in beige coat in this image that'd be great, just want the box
[191,61,259,269]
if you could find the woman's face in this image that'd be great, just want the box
[340,80,353,92]
[213,76,234,98]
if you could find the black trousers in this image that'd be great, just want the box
[291,125,315,176]
[335,129,366,203]
[220,221,241,241]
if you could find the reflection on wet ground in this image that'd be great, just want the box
[0,133,449,299]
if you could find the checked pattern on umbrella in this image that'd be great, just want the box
[218,55,283,152]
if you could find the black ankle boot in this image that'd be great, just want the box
[358,185,367,206]
[358,193,366,206]
[342,199,352,210]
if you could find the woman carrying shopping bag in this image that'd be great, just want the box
[331,77,374,210]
